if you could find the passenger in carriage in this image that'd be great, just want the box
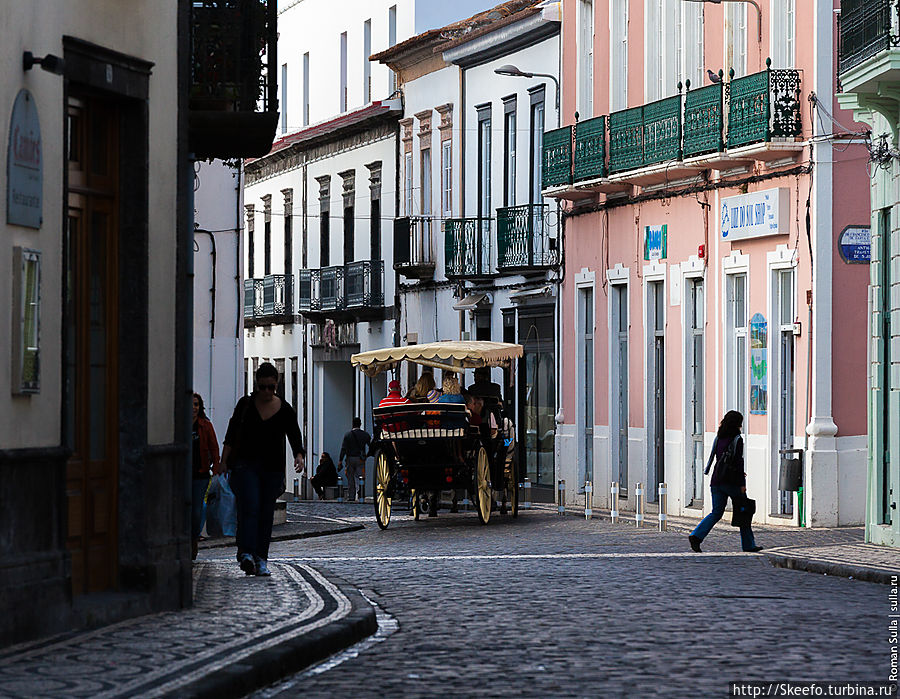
[379,379,408,407]
[464,392,498,438]
[407,372,441,403]
[436,374,465,404]
[467,366,503,402]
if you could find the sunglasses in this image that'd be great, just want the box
[258,383,277,392]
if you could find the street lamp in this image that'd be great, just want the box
[494,64,560,123]
[681,0,762,43]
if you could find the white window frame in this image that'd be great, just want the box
[281,63,288,133]
[575,268,597,492]
[420,147,432,217]
[339,31,348,113]
[610,0,628,111]
[441,139,452,217]
[723,251,750,418]
[770,0,795,69]
[363,19,372,103]
[725,3,747,78]
[302,52,310,127]
[404,151,413,216]
[577,0,594,118]
[682,2,704,90]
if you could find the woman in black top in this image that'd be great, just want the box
[688,410,762,553]
[221,362,305,576]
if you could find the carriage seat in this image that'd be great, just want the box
[374,403,469,439]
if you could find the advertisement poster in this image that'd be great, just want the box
[644,224,667,260]
[750,313,767,415]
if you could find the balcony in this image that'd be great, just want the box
[840,0,900,80]
[393,216,435,280]
[444,217,494,279]
[496,204,557,273]
[296,261,385,321]
[243,274,293,325]
[309,321,359,348]
[189,0,279,159]
[541,126,573,192]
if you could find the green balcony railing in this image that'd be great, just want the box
[726,60,801,149]
[541,126,573,189]
[573,116,607,181]
[839,0,898,75]
[608,105,644,174]
[496,204,556,271]
[683,81,724,158]
[643,95,682,164]
[445,217,493,278]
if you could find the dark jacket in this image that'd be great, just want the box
[467,380,503,401]
[339,428,371,462]
[224,395,305,472]
[705,434,746,488]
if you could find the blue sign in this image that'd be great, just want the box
[644,224,667,260]
[838,226,870,264]
[721,187,789,241]
[7,89,42,229]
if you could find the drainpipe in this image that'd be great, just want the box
[458,63,467,338]
[195,227,217,412]
[394,118,401,347]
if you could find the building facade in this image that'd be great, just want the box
[547,0,869,527]
[837,0,900,546]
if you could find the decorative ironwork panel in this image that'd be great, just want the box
[839,0,896,75]
[259,274,290,316]
[253,278,264,317]
[726,69,770,148]
[541,126,573,189]
[573,116,607,181]
[298,269,312,312]
[444,218,492,278]
[684,84,724,157]
[316,265,344,312]
[609,106,644,173]
[496,204,557,271]
[345,260,384,308]
[243,279,255,319]
[770,68,802,138]
[643,95,682,165]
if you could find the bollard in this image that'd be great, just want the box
[337,474,345,503]
[658,482,668,531]
[358,475,365,503]
[293,478,300,501]
[521,477,532,509]
[557,479,566,515]
[635,482,644,528]
[584,480,593,519]
[610,482,619,522]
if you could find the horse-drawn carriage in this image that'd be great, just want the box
[350,341,522,529]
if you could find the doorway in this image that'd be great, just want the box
[578,286,595,487]
[611,284,628,492]
[648,280,665,498]
[687,277,704,506]
[64,92,120,595]
[776,268,795,516]
[518,310,555,501]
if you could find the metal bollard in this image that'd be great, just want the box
[521,477,532,509]
[635,482,644,527]
[337,474,345,503]
[610,482,619,522]
[358,475,365,503]
[557,479,566,515]
[658,482,668,531]
[293,478,300,501]
[584,480,593,519]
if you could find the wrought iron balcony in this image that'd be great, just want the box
[189,0,279,159]
[309,321,359,348]
[541,126,573,189]
[345,260,384,311]
[296,261,384,319]
[726,60,801,149]
[393,216,435,279]
[444,218,494,279]
[683,81,724,158]
[839,0,899,76]
[242,274,293,324]
[573,116,607,181]
[609,95,681,174]
[496,204,557,272]
[608,105,645,174]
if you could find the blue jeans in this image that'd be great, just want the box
[691,484,757,551]
[191,477,210,539]
[231,466,284,562]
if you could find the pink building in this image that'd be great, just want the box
[546,0,869,527]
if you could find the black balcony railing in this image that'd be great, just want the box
[345,260,384,309]
[496,204,557,271]
[309,321,359,347]
[444,217,494,278]
[243,274,293,322]
[296,261,384,315]
[393,216,435,278]
[839,0,899,75]
[726,60,801,149]
[189,0,279,159]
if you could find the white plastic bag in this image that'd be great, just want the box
[206,473,237,538]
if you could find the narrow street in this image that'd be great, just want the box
[199,504,890,698]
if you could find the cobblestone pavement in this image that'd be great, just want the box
[229,502,891,699]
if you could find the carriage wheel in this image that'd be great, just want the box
[474,446,491,525]
[411,488,420,521]
[508,452,519,519]
[374,451,392,530]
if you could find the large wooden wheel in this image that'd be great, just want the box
[508,452,519,518]
[412,488,420,521]
[374,450,392,530]
[474,446,491,525]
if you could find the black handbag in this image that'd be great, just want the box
[731,496,756,527]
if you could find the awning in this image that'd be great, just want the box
[508,285,554,303]
[351,340,523,376]
[452,292,492,311]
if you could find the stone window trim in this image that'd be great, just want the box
[261,194,272,221]
[435,103,453,136]
[365,161,382,200]
[415,108,433,138]
[339,169,356,207]
[281,187,293,209]
[316,174,331,201]
[400,117,414,153]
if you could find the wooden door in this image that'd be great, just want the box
[64,93,120,595]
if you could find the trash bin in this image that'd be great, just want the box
[778,455,802,492]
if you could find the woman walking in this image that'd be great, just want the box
[221,363,305,576]
[688,410,762,553]
[191,392,222,560]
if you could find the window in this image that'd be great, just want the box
[646,0,679,100]
[503,98,517,207]
[726,3,747,78]
[246,205,255,279]
[610,0,628,111]
[318,177,330,266]
[388,5,397,95]
[281,63,288,133]
[682,3,704,89]
[302,52,310,126]
[282,189,293,276]
[262,195,272,275]
[577,0,594,117]
[726,273,748,415]
[342,171,355,264]
[475,310,492,341]
[363,20,372,103]
[771,0,795,69]
[420,148,432,217]
[368,163,382,260]
[340,32,348,112]
[441,139,452,217]
[529,89,545,204]
[477,106,492,220]
[404,151,413,215]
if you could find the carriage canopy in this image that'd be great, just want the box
[350,340,523,377]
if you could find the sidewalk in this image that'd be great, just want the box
[0,515,374,699]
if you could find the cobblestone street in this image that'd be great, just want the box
[227,503,892,698]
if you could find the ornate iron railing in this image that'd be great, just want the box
[309,321,359,347]
[573,116,607,181]
[608,105,645,174]
[726,60,801,149]
[317,266,343,312]
[683,81,724,157]
[839,0,899,75]
[393,216,435,271]
[444,218,493,278]
[243,274,292,321]
[345,260,384,309]
[298,268,312,312]
[243,278,256,319]
[541,126,573,189]
[644,95,682,165]
[496,204,556,271]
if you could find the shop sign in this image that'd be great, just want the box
[838,225,870,264]
[720,187,789,242]
[644,224,667,260]
[7,89,42,229]
[750,313,768,415]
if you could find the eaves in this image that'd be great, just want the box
[441,13,558,69]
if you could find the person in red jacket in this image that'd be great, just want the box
[192,392,222,560]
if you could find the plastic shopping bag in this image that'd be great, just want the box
[206,473,237,538]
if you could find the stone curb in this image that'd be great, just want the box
[177,573,378,699]
[200,523,365,550]
[763,551,895,585]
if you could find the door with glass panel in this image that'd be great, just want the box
[649,281,665,496]
[880,209,894,525]
[612,284,628,491]
[580,287,594,486]
[777,269,795,515]
[688,278,704,505]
